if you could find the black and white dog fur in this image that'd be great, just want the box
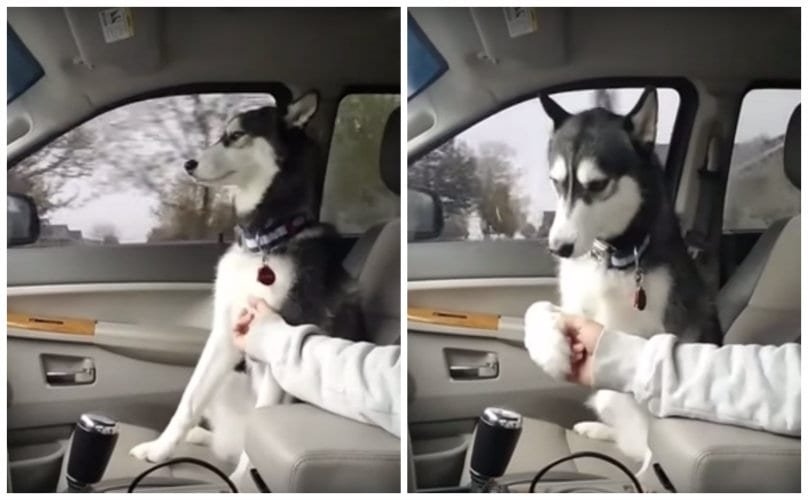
[129,92,365,480]
[525,88,721,472]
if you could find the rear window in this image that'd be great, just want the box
[408,87,681,241]
[320,93,401,234]
[723,88,800,233]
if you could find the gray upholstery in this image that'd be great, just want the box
[461,418,639,489]
[784,105,800,189]
[380,107,400,194]
[651,103,801,492]
[648,419,800,492]
[245,404,399,492]
[717,103,801,345]
[357,219,401,346]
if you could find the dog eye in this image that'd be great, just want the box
[229,131,245,141]
[586,179,609,193]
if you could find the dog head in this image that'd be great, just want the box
[540,87,658,258]
[185,91,319,215]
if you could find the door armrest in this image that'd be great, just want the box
[245,403,400,492]
[648,418,800,492]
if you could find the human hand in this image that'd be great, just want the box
[561,314,605,387]
[232,296,276,352]
[524,301,604,386]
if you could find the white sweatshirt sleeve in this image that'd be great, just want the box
[593,330,801,437]
[244,316,401,437]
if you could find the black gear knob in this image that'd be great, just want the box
[469,407,523,492]
[66,414,119,491]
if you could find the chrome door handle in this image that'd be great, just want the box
[449,360,499,380]
[43,356,96,386]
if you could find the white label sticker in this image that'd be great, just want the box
[503,7,539,38]
[99,8,134,44]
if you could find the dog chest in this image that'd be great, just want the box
[559,258,670,337]
[215,247,297,318]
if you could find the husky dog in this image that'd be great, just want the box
[524,88,721,469]
[129,91,365,478]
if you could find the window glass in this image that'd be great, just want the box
[408,87,681,241]
[320,93,401,234]
[7,93,270,246]
[723,89,800,232]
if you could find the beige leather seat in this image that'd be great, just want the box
[464,105,801,492]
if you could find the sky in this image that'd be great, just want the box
[42,88,799,243]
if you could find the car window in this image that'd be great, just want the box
[7,93,270,246]
[723,88,800,233]
[320,93,401,235]
[408,87,681,241]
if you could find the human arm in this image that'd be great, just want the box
[233,300,401,437]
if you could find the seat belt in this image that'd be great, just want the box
[684,135,722,294]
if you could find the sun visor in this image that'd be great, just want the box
[469,7,567,68]
[64,7,163,74]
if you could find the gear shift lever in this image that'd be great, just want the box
[65,414,119,492]
[469,407,523,492]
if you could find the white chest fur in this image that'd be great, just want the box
[215,245,297,323]
[558,258,670,338]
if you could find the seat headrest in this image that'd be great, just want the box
[784,104,800,189]
[380,107,400,195]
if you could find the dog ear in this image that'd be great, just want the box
[626,87,658,146]
[284,91,319,129]
[540,93,570,130]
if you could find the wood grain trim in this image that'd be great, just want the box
[7,312,96,336]
[407,307,500,331]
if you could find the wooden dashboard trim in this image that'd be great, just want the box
[7,312,96,336]
[407,307,500,331]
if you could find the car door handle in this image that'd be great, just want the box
[448,361,499,379]
[444,347,500,380]
[42,355,96,386]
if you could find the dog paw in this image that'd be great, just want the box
[185,426,212,446]
[573,421,616,441]
[130,439,174,463]
[524,301,570,380]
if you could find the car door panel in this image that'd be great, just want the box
[7,282,213,444]
[408,278,593,434]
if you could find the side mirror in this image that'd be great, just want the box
[8,193,40,247]
[407,188,443,241]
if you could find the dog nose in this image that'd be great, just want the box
[550,243,574,258]
[184,159,198,173]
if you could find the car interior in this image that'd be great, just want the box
[406,7,800,493]
[7,7,400,493]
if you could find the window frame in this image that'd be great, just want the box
[407,77,699,280]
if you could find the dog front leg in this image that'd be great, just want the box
[229,362,284,486]
[130,304,240,463]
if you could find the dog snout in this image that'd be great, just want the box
[184,159,198,173]
[549,242,574,258]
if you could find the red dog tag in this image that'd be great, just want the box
[257,265,275,286]
[634,287,647,311]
